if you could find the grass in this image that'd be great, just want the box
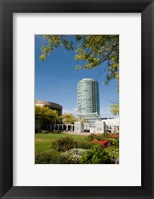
[35,133,88,153]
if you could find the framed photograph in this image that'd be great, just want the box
[0,0,154,198]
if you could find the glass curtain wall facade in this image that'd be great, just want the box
[77,78,100,122]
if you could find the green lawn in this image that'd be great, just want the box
[35,133,88,153]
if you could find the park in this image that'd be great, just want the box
[35,131,119,164]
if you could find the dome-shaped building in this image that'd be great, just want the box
[35,100,62,115]
[35,100,62,130]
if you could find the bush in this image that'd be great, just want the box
[60,148,87,164]
[104,146,119,161]
[99,133,111,139]
[90,139,110,148]
[80,145,110,164]
[90,139,102,146]
[35,129,42,133]
[87,133,111,141]
[110,133,119,138]
[51,130,63,134]
[52,137,77,152]
[87,134,98,141]
[41,130,50,134]
[76,140,93,149]
[59,153,73,164]
[110,138,119,147]
[35,150,61,164]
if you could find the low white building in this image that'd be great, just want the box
[74,122,84,133]
[102,118,119,133]
[102,118,119,126]
[95,120,105,133]
[74,118,119,133]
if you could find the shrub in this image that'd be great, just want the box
[90,139,102,145]
[110,133,119,138]
[104,146,119,162]
[99,133,111,138]
[60,148,87,164]
[52,137,77,152]
[59,153,73,164]
[80,145,110,164]
[87,133,111,141]
[51,130,63,134]
[35,129,42,133]
[87,134,98,141]
[35,150,61,164]
[110,138,119,147]
[90,139,110,148]
[41,130,50,134]
[76,140,93,149]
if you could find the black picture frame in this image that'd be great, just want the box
[0,0,154,198]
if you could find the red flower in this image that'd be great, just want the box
[91,139,110,147]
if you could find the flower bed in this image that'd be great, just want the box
[88,133,119,141]
[91,139,110,147]
[110,133,119,138]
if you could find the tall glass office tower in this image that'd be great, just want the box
[77,78,100,122]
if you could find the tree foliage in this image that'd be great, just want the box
[61,113,78,124]
[110,104,119,116]
[40,35,119,86]
[39,35,119,116]
[35,105,60,128]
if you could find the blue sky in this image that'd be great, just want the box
[35,35,119,118]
